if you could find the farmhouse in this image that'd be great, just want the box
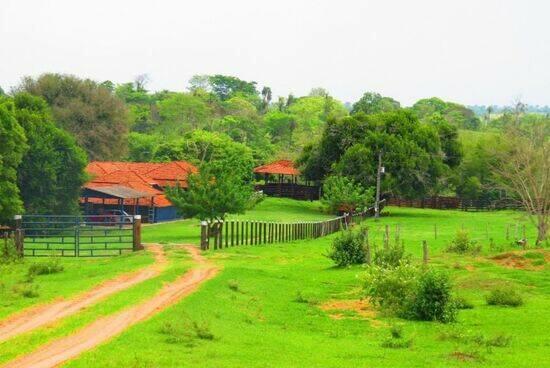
[254,160,320,200]
[81,161,198,223]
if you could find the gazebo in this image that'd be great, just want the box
[253,160,320,200]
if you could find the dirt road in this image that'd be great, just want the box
[0,244,167,343]
[2,245,218,368]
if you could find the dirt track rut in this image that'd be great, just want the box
[2,245,218,368]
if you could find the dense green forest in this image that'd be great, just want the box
[0,73,548,230]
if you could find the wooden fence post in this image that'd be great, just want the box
[200,221,209,250]
[14,215,23,257]
[132,215,143,251]
[422,240,429,265]
[434,224,437,240]
[384,225,389,249]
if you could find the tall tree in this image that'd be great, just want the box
[489,122,549,244]
[351,92,401,115]
[0,99,27,223]
[19,73,129,160]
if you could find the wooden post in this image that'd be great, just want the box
[245,221,249,245]
[231,221,235,247]
[434,224,437,240]
[364,228,371,265]
[522,224,527,249]
[14,215,23,257]
[384,225,389,249]
[263,222,267,244]
[200,221,209,250]
[133,215,143,251]
[422,240,429,265]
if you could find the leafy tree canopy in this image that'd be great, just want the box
[0,98,27,223]
[13,93,87,215]
[351,92,401,115]
[322,176,374,214]
[411,97,480,130]
[18,73,129,160]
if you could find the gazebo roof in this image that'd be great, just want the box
[254,160,300,176]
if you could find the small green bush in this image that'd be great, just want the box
[486,287,523,307]
[408,269,457,323]
[365,266,457,323]
[227,279,240,292]
[454,295,474,310]
[1,239,21,264]
[328,229,366,267]
[374,241,409,268]
[447,230,479,254]
[381,325,413,349]
[13,284,39,298]
[364,263,419,316]
[28,260,64,276]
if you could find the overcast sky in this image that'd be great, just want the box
[1,0,549,106]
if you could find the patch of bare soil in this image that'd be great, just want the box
[2,245,219,368]
[0,244,167,343]
[320,299,377,320]
[491,250,547,271]
[449,351,480,362]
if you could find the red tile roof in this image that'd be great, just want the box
[254,160,300,176]
[83,161,198,207]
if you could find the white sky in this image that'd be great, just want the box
[1,0,549,106]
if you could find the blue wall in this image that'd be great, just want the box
[154,206,181,222]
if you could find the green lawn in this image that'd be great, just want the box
[61,203,549,368]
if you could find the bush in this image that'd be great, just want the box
[27,260,64,276]
[447,230,479,254]
[374,241,409,268]
[486,287,523,307]
[381,325,413,349]
[365,265,457,322]
[454,295,474,310]
[364,263,419,316]
[407,269,457,323]
[1,239,21,264]
[328,229,367,267]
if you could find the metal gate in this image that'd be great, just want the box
[17,215,140,257]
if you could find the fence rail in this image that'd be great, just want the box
[200,201,384,250]
[10,214,143,257]
[388,196,521,211]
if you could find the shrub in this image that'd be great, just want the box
[486,287,523,307]
[454,295,474,310]
[364,263,419,316]
[328,229,366,267]
[447,230,479,254]
[228,280,240,292]
[381,325,413,349]
[28,260,64,276]
[407,269,457,323]
[374,241,409,268]
[13,284,39,298]
[1,239,21,264]
[365,265,457,323]
[294,291,319,305]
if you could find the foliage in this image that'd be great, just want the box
[300,110,456,198]
[365,265,457,322]
[166,164,253,224]
[18,73,129,160]
[408,269,457,322]
[486,287,523,307]
[13,93,87,215]
[488,121,549,244]
[454,295,474,310]
[1,239,21,264]
[0,99,27,223]
[411,97,481,130]
[447,230,479,254]
[157,92,212,133]
[27,260,64,276]
[321,176,374,214]
[373,241,409,268]
[381,325,413,349]
[328,229,367,267]
[351,92,400,115]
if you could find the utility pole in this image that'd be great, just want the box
[375,151,382,220]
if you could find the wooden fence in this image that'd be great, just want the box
[200,201,383,250]
[388,196,520,211]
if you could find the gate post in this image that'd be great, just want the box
[14,215,23,257]
[133,215,143,251]
[200,221,209,250]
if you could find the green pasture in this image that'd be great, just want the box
[1,198,548,367]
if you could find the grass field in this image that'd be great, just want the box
[1,198,548,367]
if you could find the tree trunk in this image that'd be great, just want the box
[536,217,548,245]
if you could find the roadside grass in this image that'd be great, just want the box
[0,251,154,320]
[65,202,549,367]
[0,245,192,364]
